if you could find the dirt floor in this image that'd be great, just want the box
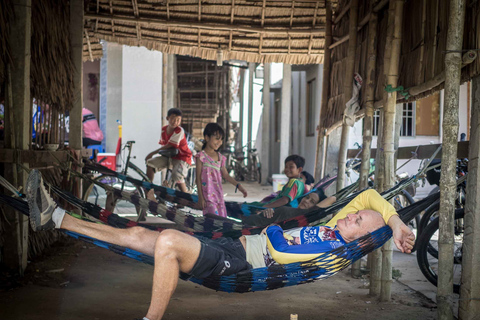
[0,182,438,320]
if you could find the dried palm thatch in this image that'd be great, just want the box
[0,0,13,86]
[83,0,339,64]
[31,0,75,112]
[0,0,76,112]
[322,0,480,130]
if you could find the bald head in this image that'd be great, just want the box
[336,210,386,243]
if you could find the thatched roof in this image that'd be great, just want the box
[83,0,338,64]
[322,0,480,130]
[0,0,75,111]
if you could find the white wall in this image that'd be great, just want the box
[121,46,163,184]
[302,65,323,174]
[103,43,123,153]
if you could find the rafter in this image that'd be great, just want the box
[85,13,326,35]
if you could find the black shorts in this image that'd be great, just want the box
[189,236,251,279]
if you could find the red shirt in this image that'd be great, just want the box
[160,125,192,165]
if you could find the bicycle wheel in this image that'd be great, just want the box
[83,174,147,221]
[416,208,463,294]
[393,190,419,231]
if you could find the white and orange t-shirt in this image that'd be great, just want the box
[160,125,192,165]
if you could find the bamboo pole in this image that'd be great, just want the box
[380,0,404,302]
[355,2,378,280]
[314,2,332,179]
[438,0,466,318]
[459,74,480,319]
[336,0,359,193]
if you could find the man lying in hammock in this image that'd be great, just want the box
[26,170,414,320]
[242,188,337,226]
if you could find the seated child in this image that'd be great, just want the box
[300,171,315,193]
[145,108,192,197]
[249,155,306,208]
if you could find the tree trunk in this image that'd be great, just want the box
[459,75,480,319]
[438,0,466,318]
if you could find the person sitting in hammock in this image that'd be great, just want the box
[26,170,414,320]
[242,188,337,227]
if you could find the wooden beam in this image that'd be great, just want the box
[314,1,332,179]
[459,74,480,319]
[307,1,319,55]
[333,2,351,25]
[329,12,371,50]
[84,13,326,35]
[336,0,359,192]
[131,0,141,41]
[4,0,31,275]
[84,28,94,62]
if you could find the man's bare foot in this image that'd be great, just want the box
[146,189,157,202]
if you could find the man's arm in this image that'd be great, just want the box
[326,189,397,227]
[265,225,343,264]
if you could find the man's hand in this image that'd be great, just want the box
[258,208,275,219]
[388,215,415,253]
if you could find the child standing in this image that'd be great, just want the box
[196,123,247,217]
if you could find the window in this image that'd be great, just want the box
[371,103,415,137]
[400,102,415,137]
[306,79,316,136]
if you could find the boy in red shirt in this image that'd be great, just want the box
[145,108,192,197]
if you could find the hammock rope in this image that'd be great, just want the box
[0,181,440,293]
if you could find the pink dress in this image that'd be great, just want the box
[196,150,227,217]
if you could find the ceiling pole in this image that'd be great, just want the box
[336,0,358,193]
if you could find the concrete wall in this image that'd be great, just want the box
[100,42,123,153]
[257,64,324,179]
[121,46,163,184]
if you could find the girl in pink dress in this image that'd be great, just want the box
[195,123,247,217]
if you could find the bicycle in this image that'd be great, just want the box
[155,148,197,193]
[223,143,261,183]
[83,140,148,221]
[416,207,464,294]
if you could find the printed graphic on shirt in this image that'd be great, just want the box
[300,226,338,244]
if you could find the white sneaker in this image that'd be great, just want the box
[26,170,57,231]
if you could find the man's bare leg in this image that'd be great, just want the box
[144,230,201,320]
[60,213,160,256]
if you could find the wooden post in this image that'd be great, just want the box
[261,63,271,184]
[70,0,84,201]
[459,74,480,319]
[280,64,292,171]
[380,0,404,302]
[438,0,466,318]
[314,2,332,180]
[69,0,83,150]
[336,0,358,192]
[248,62,255,149]
[162,54,168,126]
[370,0,395,296]
[3,0,31,275]
[354,4,378,279]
